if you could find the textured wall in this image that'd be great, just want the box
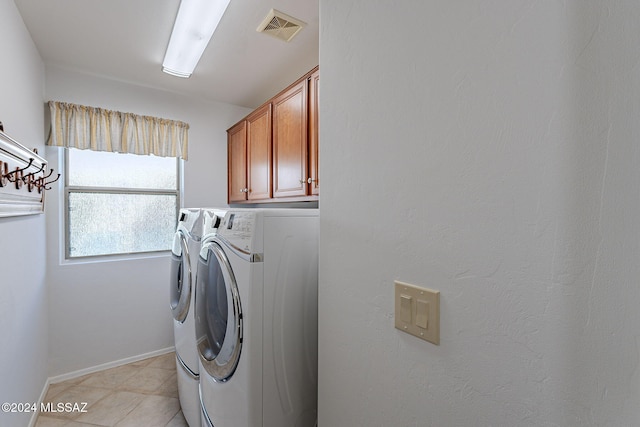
[0,1,47,426]
[318,1,640,425]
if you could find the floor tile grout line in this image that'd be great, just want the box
[35,352,184,427]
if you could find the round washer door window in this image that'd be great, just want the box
[195,241,242,382]
[170,232,191,323]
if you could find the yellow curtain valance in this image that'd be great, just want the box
[47,101,189,159]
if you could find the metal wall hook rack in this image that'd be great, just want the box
[1,128,52,217]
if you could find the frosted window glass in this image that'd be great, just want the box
[68,148,176,189]
[68,192,177,257]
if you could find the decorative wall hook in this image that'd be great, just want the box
[35,172,61,191]
[22,162,46,181]
[40,168,54,180]
[25,172,35,192]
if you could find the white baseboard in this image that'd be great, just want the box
[48,346,175,384]
[28,377,51,427]
[29,346,176,426]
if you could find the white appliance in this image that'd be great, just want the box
[170,208,203,427]
[195,209,319,427]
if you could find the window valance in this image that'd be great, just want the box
[47,101,189,159]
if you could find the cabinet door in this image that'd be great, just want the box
[272,78,308,198]
[247,104,272,200]
[227,121,247,203]
[308,69,319,195]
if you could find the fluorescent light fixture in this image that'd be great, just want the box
[162,0,231,78]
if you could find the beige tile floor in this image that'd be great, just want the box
[35,352,188,427]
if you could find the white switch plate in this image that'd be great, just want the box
[394,281,440,345]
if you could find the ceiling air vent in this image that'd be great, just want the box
[257,9,306,42]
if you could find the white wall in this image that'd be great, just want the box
[318,1,640,426]
[0,1,47,426]
[45,65,250,376]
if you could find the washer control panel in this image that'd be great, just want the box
[219,211,257,255]
[201,209,226,237]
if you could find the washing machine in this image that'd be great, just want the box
[170,208,204,427]
[195,209,319,427]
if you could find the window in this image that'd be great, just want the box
[65,148,180,258]
[47,101,188,259]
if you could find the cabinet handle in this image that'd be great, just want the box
[307,178,316,184]
[240,188,248,193]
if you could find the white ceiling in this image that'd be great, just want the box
[14,0,319,109]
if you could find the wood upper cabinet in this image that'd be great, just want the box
[227,104,273,203]
[246,103,272,200]
[308,69,319,196]
[227,66,319,204]
[272,77,308,198]
[227,120,247,203]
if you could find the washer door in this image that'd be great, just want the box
[170,232,191,323]
[196,241,242,382]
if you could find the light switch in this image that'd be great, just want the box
[394,281,440,345]
[400,294,412,323]
[415,299,429,329]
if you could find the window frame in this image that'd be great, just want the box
[63,147,182,260]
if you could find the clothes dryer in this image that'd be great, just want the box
[170,208,204,427]
[195,209,319,427]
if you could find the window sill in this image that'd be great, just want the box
[60,250,171,266]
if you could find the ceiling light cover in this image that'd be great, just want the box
[257,9,306,42]
[162,0,231,78]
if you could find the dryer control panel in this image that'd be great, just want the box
[219,211,257,255]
